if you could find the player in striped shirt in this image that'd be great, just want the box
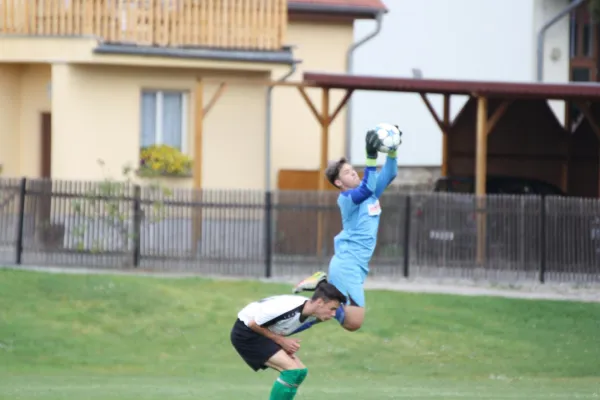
[230,282,346,400]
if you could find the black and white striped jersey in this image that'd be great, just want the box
[237,295,317,336]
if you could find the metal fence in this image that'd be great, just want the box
[0,177,599,284]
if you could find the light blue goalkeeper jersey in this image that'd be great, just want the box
[332,155,398,274]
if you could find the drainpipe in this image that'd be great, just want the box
[345,11,385,160]
[265,61,298,191]
[536,0,584,82]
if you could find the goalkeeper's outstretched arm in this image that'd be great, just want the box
[375,149,398,198]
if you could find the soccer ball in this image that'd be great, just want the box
[373,123,402,153]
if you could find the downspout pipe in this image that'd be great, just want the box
[345,11,385,160]
[536,0,584,82]
[265,61,299,192]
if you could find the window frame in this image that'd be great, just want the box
[140,89,189,154]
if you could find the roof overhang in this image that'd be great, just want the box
[94,44,298,65]
[287,1,387,19]
[302,72,600,102]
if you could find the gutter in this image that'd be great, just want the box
[287,2,387,19]
[94,44,297,65]
[344,10,385,161]
[536,0,584,81]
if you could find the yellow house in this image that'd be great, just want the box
[0,0,387,191]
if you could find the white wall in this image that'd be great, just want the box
[350,0,571,167]
[533,0,571,124]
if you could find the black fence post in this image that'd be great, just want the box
[264,191,273,278]
[539,195,546,284]
[402,195,411,278]
[15,177,27,265]
[132,185,141,268]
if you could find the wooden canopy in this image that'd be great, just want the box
[300,71,600,197]
[192,72,600,261]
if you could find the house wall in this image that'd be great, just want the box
[532,0,571,123]
[0,63,51,178]
[350,0,572,168]
[1,17,356,191]
[49,64,269,190]
[270,19,354,189]
[0,64,22,177]
[19,64,52,178]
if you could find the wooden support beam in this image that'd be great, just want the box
[316,88,331,258]
[319,88,331,190]
[194,80,205,190]
[203,82,228,115]
[486,100,511,135]
[330,89,353,123]
[475,96,488,265]
[574,101,600,140]
[475,96,488,196]
[419,93,446,133]
[191,81,229,253]
[297,87,323,125]
[192,80,205,254]
[419,93,452,176]
[442,94,450,176]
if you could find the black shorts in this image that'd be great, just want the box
[230,319,281,371]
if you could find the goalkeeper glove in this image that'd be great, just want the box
[365,130,382,166]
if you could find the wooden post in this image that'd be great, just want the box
[316,88,330,258]
[294,86,352,259]
[442,94,450,176]
[475,96,488,265]
[192,80,204,254]
[190,81,229,253]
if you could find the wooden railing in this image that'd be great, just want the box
[0,0,287,50]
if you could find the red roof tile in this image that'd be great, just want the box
[302,72,600,101]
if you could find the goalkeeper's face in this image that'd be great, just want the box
[336,163,361,190]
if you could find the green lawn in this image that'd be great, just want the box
[1,268,599,399]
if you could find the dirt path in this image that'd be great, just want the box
[3,264,600,303]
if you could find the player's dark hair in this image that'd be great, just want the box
[324,157,348,189]
[311,282,347,305]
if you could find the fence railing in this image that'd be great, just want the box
[0,0,287,50]
[0,177,599,284]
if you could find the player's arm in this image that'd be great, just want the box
[248,320,301,354]
[247,320,285,344]
[342,164,377,204]
[374,149,398,198]
[375,125,401,198]
[341,130,381,204]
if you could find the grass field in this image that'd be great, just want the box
[1,268,599,399]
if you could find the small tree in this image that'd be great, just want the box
[70,159,173,264]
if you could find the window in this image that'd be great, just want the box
[140,90,188,152]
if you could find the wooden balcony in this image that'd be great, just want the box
[0,0,288,51]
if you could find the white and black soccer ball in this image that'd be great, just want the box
[373,123,402,153]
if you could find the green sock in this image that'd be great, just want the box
[268,368,308,400]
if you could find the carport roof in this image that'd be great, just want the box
[302,72,600,101]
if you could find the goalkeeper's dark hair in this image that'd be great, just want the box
[311,282,347,305]
[324,157,348,189]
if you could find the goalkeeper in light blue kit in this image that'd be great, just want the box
[292,126,401,332]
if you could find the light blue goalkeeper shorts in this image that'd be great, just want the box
[327,257,367,308]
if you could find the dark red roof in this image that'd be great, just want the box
[302,72,600,101]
